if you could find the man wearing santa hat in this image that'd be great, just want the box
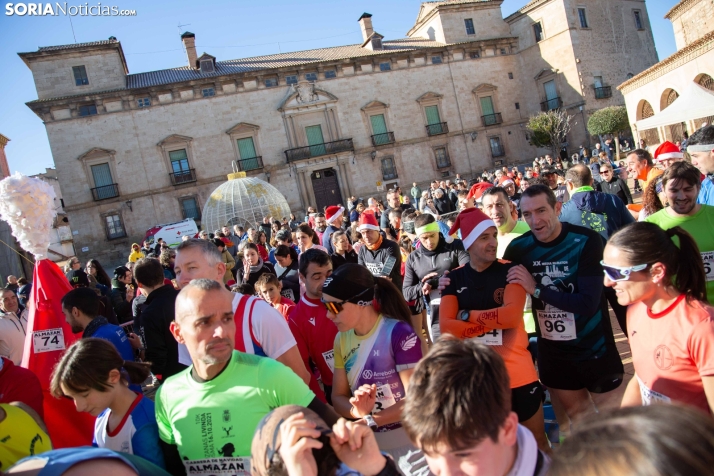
[357,212,403,288]
[653,140,685,170]
[321,205,345,255]
[439,207,550,453]
[686,125,714,206]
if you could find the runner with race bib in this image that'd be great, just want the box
[503,185,623,425]
[439,208,549,453]
[645,162,714,305]
[605,223,714,414]
[322,264,428,476]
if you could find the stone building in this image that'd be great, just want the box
[29,168,76,262]
[19,0,657,266]
[618,0,714,147]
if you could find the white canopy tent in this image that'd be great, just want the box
[636,81,714,130]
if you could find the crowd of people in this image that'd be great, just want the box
[1,126,714,475]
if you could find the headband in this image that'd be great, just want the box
[687,144,714,153]
[415,221,440,237]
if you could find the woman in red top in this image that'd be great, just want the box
[604,222,714,414]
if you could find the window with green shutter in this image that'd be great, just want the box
[236,137,260,170]
[425,106,444,135]
[305,125,326,157]
[370,114,391,145]
[480,96,497,125]
[169,149,190,174]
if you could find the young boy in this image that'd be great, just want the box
[255,273,295,320]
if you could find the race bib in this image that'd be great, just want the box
[471,329,502,346]
[637,376,671,406]
[373,384,397,413]
[184,457,250,476]
[32,328,66,353]
[702,252,714,282]
[322,349,335,372]
[536,309,576,341]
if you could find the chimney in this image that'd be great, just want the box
[181,32,197,68]
[358,13,374,43]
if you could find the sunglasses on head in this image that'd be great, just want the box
[321,288,372,314]
[600,261,649,282]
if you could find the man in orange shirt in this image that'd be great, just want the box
[625,149,664,216]
[439,207,549,453]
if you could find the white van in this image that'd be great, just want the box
[144,218,198,248]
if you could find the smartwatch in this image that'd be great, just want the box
[363,414,378,431]
[459,310,470,322]
[533,285,542,299]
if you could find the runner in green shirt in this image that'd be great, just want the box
[646,162,714,304]
[155,279,336,476]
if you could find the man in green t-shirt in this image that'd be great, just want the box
[155,279,337,475]
[481,186,535,334]
[646,162,714,304]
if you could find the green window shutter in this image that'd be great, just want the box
[480,96,495,115]
[424,105,441,125]
[305,125,326,157]
[370,114,388,134]
[91,163,113,187]
[168,149,189,173]
[237,138,257,159]
[544,80,557,100]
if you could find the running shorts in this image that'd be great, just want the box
[511,381,543,422]
[538,347,624,393]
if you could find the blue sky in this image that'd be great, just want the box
[0,0,679,177]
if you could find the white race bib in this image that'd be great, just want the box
[322,349,335,372]
[184,457,250,476]
[32,328,65,353]
[536,309,576,341]
[637,376,671,406]
[702,252,714,282]
[471,329,502,346]
[373,384,397,413]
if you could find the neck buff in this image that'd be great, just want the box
[365,234,383,251]
[571,185,594,195]
[322,265,376,302]
[415,221,439,237]
[249,256,264,274]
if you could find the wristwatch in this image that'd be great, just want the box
[459,310,470,322]
[363,414,378,431]
[533,285,542,299]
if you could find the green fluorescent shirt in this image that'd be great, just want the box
[155,351,314,475]
[646,205,714,304]
[497,220,536,334]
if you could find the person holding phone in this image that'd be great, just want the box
[356,212,403,289]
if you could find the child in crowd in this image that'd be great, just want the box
[50,338,165,469]
[255,273,295,320]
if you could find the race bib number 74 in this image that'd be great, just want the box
[536,310,576,341]
[33,328,66,353]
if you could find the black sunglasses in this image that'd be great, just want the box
[321,288,371,314]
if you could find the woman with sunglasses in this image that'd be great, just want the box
[604,222,714,413]
[322,264,427,473]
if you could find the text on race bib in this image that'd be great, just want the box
[471,329,502,346]
[32,328,66,353]
[637,376,671,406]
[372,384,397,414]
[184,457,250,476]
[536,309,576,341]
[322,349,335,372]
[702,252,714,282]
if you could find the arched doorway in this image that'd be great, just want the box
[310,168,343,212]
[637,100,659,147]
[660,89,686,143]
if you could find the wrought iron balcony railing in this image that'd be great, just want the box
[91,183,119,201]
[426,122,449,136]
[284,139,354,162]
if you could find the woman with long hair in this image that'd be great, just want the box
[637,178,664,221]
[604,222,714,413]
[274,244,301,302]
[86,259,111,287]
[255,231,270,261]
[50,338,164,468]
[295,223,327,253]
[323,264,426,471]
[238,242,276,290]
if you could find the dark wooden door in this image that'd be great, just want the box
[311,169,343,212]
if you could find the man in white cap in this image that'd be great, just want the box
[321,205,345,255]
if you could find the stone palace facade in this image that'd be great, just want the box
[20,0,657,265]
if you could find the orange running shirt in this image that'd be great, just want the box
[628,294,714,414]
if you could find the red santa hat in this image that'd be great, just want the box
[499,176,515,187]
[653,141,683,162]
[358,211,380,232]
[325,205,344,224]
[467,182,494,202]
[448,208,496,250]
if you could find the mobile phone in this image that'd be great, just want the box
[380,256,397,277]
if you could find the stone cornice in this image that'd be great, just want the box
[665,0,697,20]
[0,134,9,149]
[617,30,714,94]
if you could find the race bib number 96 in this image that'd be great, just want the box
[536,310,576,341]
[702,252,714,282]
